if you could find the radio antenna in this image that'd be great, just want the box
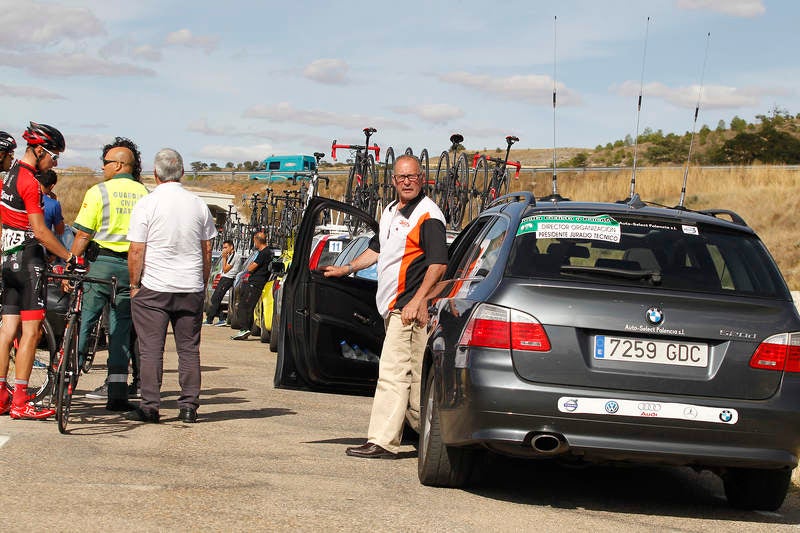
[678,32,711,208]
[628,16,651,203]
[550,15,559,198]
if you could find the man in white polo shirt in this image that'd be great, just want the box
[125,148,217,424]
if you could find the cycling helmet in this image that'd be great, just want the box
[0,131,16,152]
[22,121,65,151]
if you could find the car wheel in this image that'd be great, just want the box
[269,308,279,352]
[251,323,261,337]
[260,323,270,343]
[418,370,474,487]
[229,294,241,330]
[722,467,791,511]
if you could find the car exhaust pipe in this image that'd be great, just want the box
[531,433,568,454]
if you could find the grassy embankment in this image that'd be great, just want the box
[57,164,800,290]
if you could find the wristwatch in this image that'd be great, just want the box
[130,283,141,289]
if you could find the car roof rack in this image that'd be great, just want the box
[488,191,536,209]
[696,208,749,227]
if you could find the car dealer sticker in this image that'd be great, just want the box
[557,396,738,424]
[517,215,621,243]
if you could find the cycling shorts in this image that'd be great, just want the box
[1,244,47,321]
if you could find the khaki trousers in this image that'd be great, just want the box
[367,310,427,453]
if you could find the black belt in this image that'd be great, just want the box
[97,247,128,260]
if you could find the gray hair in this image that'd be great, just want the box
[153,148,184,182]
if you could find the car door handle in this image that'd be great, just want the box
[352,311,374,326]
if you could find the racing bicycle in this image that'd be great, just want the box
[470,135,521,216]
[48,267,117,434]
[332,127,380,232]
[433,133,470,231]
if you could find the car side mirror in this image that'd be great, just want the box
[270,261,285,275]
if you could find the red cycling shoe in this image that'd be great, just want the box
[0,396,11,416]
[9,402,55,420]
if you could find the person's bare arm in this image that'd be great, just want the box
[321,248,379,278]
[29,212,70,260]
[128,241,146,296]
[402,263,447,326]
[70,229,93,257]
[202,240,212,286]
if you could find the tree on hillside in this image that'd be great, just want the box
[716,119,726,132]
[730,115,747,133]
[711,124,800,164]
[190,161,208,172]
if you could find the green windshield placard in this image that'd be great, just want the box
[517,214,621,243]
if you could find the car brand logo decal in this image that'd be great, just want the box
[719,410,733,423]
[604,401,619,414]
[563,398,578,412]
[637,402,661,412]
[683,407,698,419]
[646,307,663,325]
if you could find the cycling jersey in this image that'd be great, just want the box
[0,160,47,320]
[1,160,42,254]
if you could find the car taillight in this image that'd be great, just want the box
[272,278,281,296]
[749,332,800,372]
[211,274,221,289]
[458,304,550,351]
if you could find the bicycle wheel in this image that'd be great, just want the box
[470,155,490,221]
[419,149,431,198]
[365,154,379,219]
[56,316,79,434]
[345,165,365,234]
[4,317,57,404]
[433,151,450,211]
[82,306,107,373]
[448,153,471,231]
[381,147,396,211]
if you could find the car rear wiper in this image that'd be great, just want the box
[560,265,662,284]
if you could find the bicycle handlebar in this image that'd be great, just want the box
[471,153,522,179]
[49,272,119,308]
[331,141,380,161]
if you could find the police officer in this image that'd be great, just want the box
[0,131,16,172]
[69,137,148,411]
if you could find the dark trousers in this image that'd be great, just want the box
[206,276,234,322]
[131,287,204,413]
[239,280,266,331]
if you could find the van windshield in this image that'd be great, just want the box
[506,213,789,298]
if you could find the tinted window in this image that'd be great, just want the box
[506,213,788,298]
[268,161,281,170]
[454,217,509,280]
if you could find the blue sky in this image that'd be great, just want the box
[0,0,796,169]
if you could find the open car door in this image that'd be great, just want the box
[274,197,382,393]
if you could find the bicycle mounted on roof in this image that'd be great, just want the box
[332,127,380,232]
[471,135,522,215]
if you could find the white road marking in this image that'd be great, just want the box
[0,435,9,448]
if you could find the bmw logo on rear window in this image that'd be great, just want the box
[646,307,664,325]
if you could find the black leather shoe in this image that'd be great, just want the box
[106,400,138,412]
[345,442,397,459]
[124,407,160,423]
[178,407,197,423]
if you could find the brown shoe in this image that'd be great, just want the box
[345,442,397,459]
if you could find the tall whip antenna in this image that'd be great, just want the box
[551,15,558,197]
[628,16,651,201]
[678,32,711,208]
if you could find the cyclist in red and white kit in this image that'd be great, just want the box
[0,122,77,419]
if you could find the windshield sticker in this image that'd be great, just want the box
[682,225,699,235]
[621,221,679,231]
[517,215,621,243]
[328,240,343,253]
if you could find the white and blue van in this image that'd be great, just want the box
[249,154,317,181]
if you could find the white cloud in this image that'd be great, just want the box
[165,29,218,54]
[66,134,117,152]
[197,143,275,161]
[391,104,464,124]
[437,71,581,106]
[0,1,104,50]
[676,0,765,18]
[615,80,790,109]
[0,52,155,77]
[100,37,162,62]
[303,58,349,85]
[0,83,65,100]
[188,118,226,136]
[244,102,409,130]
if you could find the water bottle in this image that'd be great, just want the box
[362,347,380,363]
[352,344,369,362]
[340,340,358,360]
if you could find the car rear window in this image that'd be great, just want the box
[506,213,788,298]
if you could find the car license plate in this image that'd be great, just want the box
[594,335,708,367]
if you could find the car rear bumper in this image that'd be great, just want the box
[436,349,800,469]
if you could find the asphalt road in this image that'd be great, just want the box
[1,324,799,532]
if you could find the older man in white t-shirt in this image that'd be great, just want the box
[125,148,218,424]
